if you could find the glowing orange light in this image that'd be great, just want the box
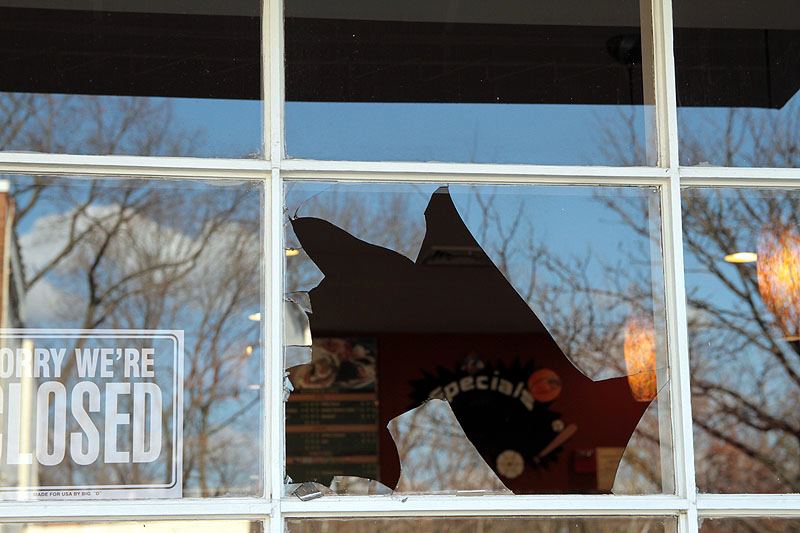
[623,314,657,402]
[757,224,800,341]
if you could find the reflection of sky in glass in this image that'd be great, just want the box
[5,176,263,496]
[286,181,666,379]
[451,184,658,263]
[451,184,666,377]
[287,182,660,289]
[678,91,800,167]
[681,187,800,493]
[0,93,262,159]
[286,102,651,165]
[682,188,800,382]
[171,98,262,158]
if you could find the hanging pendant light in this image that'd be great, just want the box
[757,223,800,341]
[623,314,657,402]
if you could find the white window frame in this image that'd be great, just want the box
[0,0,797,531]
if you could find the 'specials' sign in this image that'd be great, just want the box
[0,329,183,499]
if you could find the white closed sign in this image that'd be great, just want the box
[0,329,183,499]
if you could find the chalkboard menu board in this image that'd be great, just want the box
[286,338,379,484]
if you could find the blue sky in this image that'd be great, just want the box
[285,102,651,165]
[170,98,263,158]
[153,98,652,164]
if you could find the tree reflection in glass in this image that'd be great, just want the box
[0,176,263,497]
[683,188,800,493]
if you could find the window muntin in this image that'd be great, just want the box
[7,521,264,532]
[0,2,263,158]
[683,187,800,494]
[0,175,264,498]
[284,0,658,166]
[673,0,800,167]
[283,181,673,495]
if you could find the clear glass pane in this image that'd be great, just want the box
[683,187,800,493]
[0,521,264,533]
[284,182,673,496]
[287,517,678,533]
[700,517,800,532]
[0,2,262,158]
[0,175,263,499]
[674,1,800,167]
[285,0,658,165]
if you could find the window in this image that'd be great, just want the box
[683,187,800,494]
[1,1,262,158]
[0,0,796,532]
[284,182,674,495]
[1,175,263,497]
[673,1,800,167]
[284,0,658,165]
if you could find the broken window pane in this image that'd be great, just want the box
[0,175,263,498]
[683,187,800,493]
[285,0,658,165]
[674,1,800,167]
[0,2,262,158]
[287,517,678,533]
[284,182,673,495]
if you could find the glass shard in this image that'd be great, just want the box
[286,292,313,314]
[449,183,669,381]
[285,182,438,263]
[292,481,328,501]
[329,476,393,496]
[285,300,312,347]
[389,399,511,494]
[285,345,314,369]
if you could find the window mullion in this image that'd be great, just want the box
[0,500,272,522]
[663,123,699,533]
[279,495,688,517]
[269,0,285,165]
[652,0,681,169]
[266,0,287,527]
[262,0,272,161]
[698,494,800,516]
[680,166,800,186]
[267,167,285,529]
[653,0,699,530]
[280,159,669,182]
[0,153,269,180]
